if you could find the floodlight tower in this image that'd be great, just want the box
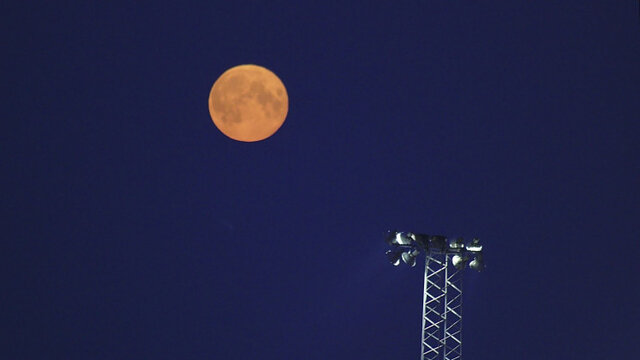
[385,231,484,360]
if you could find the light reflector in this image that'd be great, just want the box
[401,249,419,267]
[469,254,484,271]
[466,238,483,252]
[394,232,414,245]
[449,237,465,250]
[452,254,468,269]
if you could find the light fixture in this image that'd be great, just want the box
[469,253,484,271]
[391,231,414,246]
[452,254,468,269]
[449,237,465,250]
[466,238,482,252]
[401,249,420,267]
[386,249,401,266]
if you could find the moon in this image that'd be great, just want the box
[208,64,289,142]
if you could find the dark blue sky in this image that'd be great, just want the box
[4,1,639,359]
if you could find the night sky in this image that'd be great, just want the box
[4,1,639,359]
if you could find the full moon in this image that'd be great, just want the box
[208,64,289,142]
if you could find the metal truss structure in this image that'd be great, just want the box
[385,231,483,360]
[421,254,463,360]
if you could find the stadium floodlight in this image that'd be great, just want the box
[449,237,465,250]
[386,230,415,246]
[466,238,483,252]
[384,230,485,360]
[395,232,415,245]
[451,254,468,269]
[386,249,402,266]
[469,253,484,272]
[402,249,420,267]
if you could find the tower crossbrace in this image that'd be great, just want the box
[421,254,463,360]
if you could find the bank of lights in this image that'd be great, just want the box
[385,231,484,271]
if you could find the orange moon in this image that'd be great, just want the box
[208,64,288,142]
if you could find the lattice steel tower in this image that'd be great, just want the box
[385,231,484,360]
